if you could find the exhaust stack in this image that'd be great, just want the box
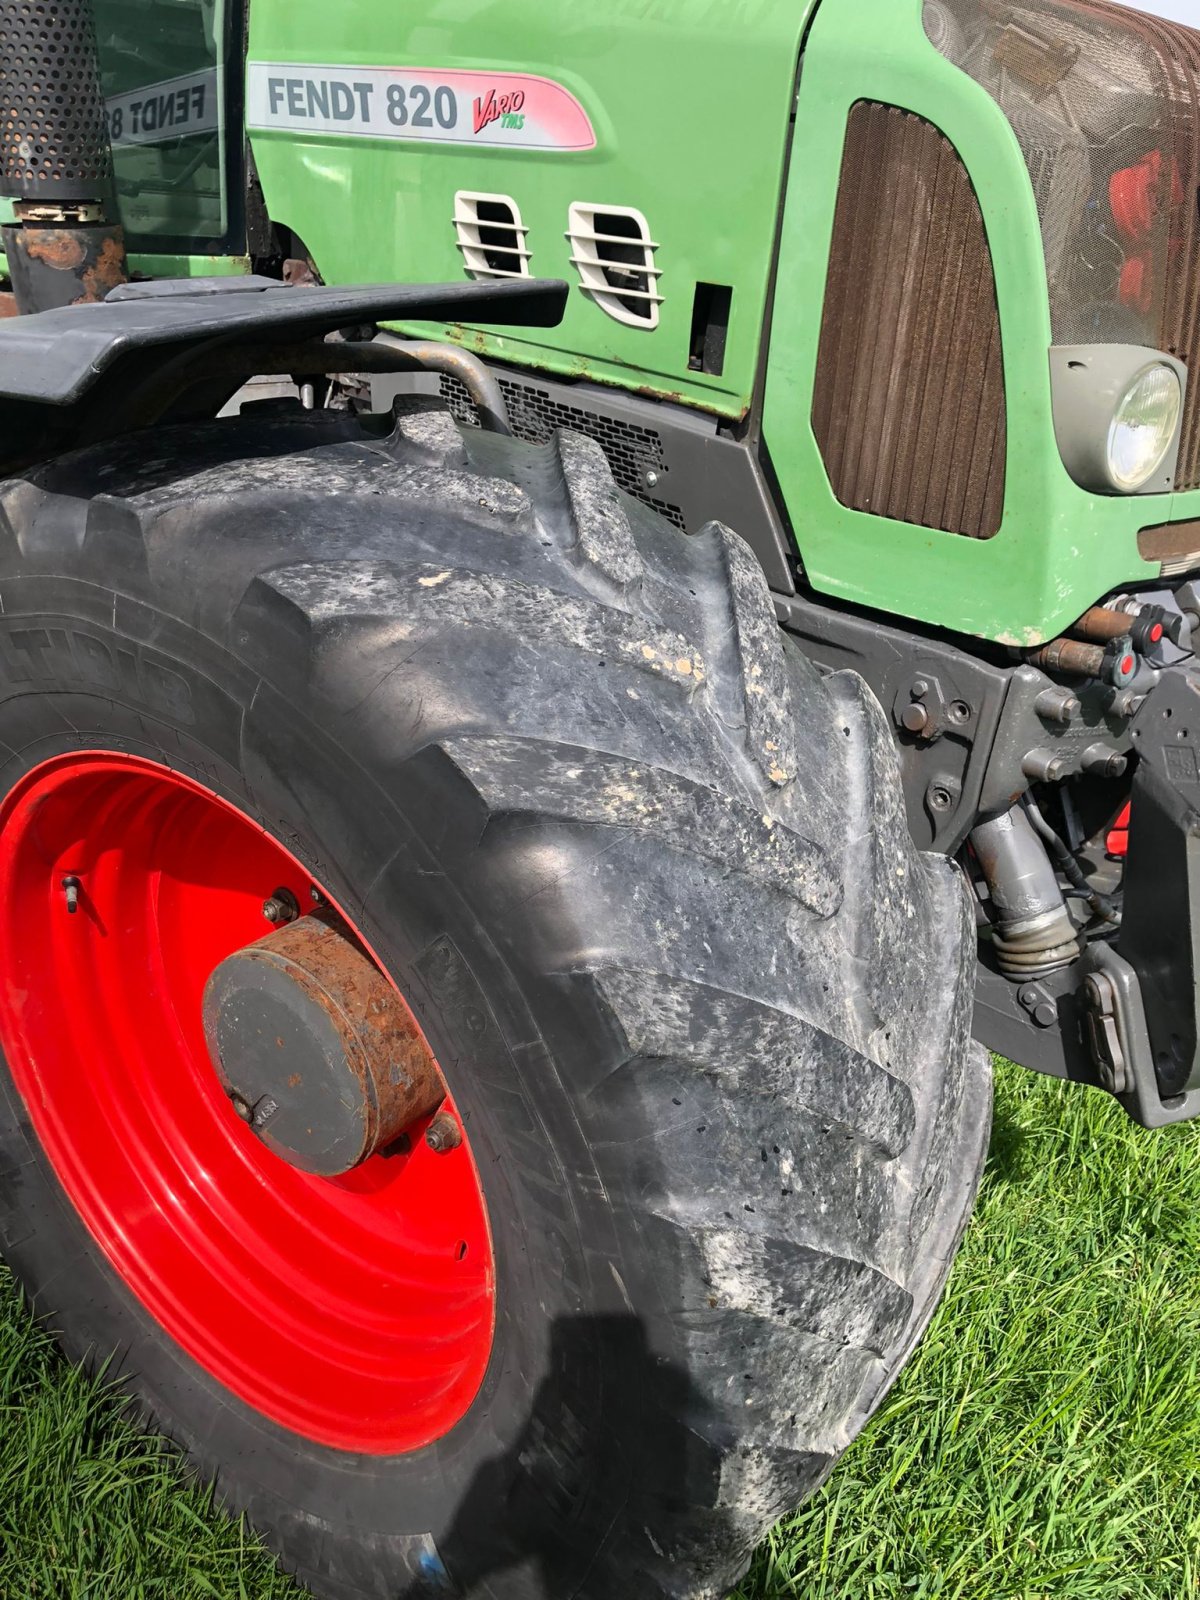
[0,0,128,311]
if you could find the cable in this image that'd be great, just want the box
[1021,792,1120,926]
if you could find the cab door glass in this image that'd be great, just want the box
[93,0,234,250]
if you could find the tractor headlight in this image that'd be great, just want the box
[1050,345,1187,496]
[1106,364,1182,492]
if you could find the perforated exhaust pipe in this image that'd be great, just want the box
[0,0,128,311]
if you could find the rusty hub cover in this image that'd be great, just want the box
[202,912,446,1175]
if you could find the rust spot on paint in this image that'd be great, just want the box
[26,229,86,270]
[76,234,128,303]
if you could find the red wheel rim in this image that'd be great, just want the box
[0,752,495,1453]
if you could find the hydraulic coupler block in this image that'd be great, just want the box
[1024,635,1138,690]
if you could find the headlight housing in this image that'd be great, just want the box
[1107,365,1183,492]
[1050,345,1186,496]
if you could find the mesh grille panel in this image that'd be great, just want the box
[812,102,1007,539]
[439,373,687,529]
[1138,517,1200,574]
[926,0,1200,490]
[0,0,113,199]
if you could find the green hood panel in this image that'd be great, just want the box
[246,0,818,418]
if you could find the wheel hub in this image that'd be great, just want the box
[203,912,448,1176]
[0,751,495,1453]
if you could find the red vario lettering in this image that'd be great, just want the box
[472,86,525,136]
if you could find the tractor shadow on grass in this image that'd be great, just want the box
[426,1312,727,1598]
[984,1098,1030,1185]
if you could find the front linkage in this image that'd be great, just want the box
[779,575,1200,1130]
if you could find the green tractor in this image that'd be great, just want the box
[0,0,1195,1593]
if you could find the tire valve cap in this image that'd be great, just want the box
[61,875,81,914]
[425,1110,462,1154]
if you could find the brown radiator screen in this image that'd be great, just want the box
[812,102,1007,540]
[1138,518,1200,575]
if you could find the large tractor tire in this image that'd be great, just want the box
[0,400,990,1600]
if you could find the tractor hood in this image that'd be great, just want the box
[245,0,821,420]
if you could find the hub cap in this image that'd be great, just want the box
[0,752,495,1453]
[203,911,447,1176]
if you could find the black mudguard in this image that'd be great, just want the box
[0,275,567,468]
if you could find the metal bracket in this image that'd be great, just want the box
[891,670,974,744]
[1082,943,1200,1128]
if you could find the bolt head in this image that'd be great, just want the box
[901,703,930,734]
[425,1110,462,1154]
[262,887,301,924]
[912,678,929,697]
[643,469,659,488]
[1032,1001,1057,1028]
[929,786,952,812]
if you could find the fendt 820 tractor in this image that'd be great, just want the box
[0,0,1197,1594]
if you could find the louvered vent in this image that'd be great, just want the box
[567,203,662,329]
[453,191,530,280]
[812,102,1007,540]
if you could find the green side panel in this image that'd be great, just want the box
[764,0,1197,647]
[126,252,252,278]
[246,0,816,419]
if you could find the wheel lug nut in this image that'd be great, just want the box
[425,1111,462,1154]
[262,887,300,924]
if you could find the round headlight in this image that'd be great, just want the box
[1106,363,1182,492]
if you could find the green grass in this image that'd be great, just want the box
[4,1059,1200,1598]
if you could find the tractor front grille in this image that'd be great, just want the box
[812,102,1007,539]
[439,372,687,529]
[927,0,1200,491]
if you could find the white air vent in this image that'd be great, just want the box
[567,203,662,329]
[453,191,531,280]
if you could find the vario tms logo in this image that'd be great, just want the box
[472,87,526,136]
